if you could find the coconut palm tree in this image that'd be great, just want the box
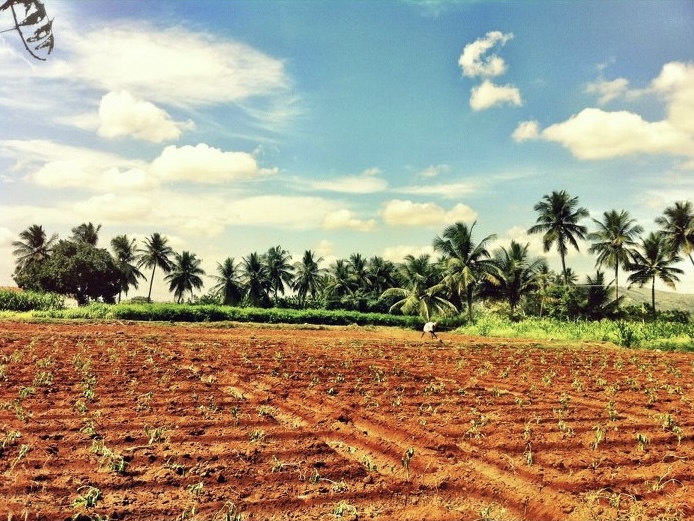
[381,254,455,320]
[165,251,205,303]
[137,232,174,302]
[528,190,589,285]
[241,251,271,307]
[12,224,58,272]
[485,240,547,317]
[655,200,694,266]
[292,250,326,306]
[71,222,101,246]
[588,209,643,301]
[265,245,294,300]
[211,257,244,306]
[348,253,370,293]
[366,256,397,297]
[432,221,496,322]
[323,259,357,300]
[627,232,684,320]
[110,235,145,302]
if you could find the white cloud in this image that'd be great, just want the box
[150,144,276,184]
[397,180,479,199]
[382,244,435,263]
[459,31,514,78]
[585,78,629,105]
[382,199,477,227]
[418,164,450,178]
[98,90,193,142]
[224,195,338,230]
[0,227,14,247]
[470,79,522,111]
[322,209,376,231]
[512,120,540,142]
[516,62,694,163]
[73,193,152,222]
[306,169,387,193]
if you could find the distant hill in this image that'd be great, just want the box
[619,286,694,314]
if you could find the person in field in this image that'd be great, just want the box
[421,321,439,340]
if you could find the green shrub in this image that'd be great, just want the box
[0,290,65,311]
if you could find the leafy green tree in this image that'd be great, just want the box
[655,200,694,267]
[381,254,454,320]
[211,257,244,306]
[137,233,174,302]
[11,224,57,274]
[528,190,589,285]
[292,250,326,306]
[366,256,397,297]
[432,221,496,321]
[71,222,101,246]
[581,271,620,320]
[323,259,358,300]
[588,210,643,301]
[348,253,370,294]
[627,232,684,320]
[265,245,294,299]
[14,240,120,305]
[241,251,271,307]
[484,240,547,317]
[110,235,145,302]
[165,251,206,303]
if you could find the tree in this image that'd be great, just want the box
[627,232,684,320]
[348,253,370,294]
[432,221,496,322]
[588,210,643,302]
[265,245,294,300]
[292,250,326,306]
[581,271,620,320]
[110,235,145,302]
[241,251,271,307]
[323,259,357,300]
[381,254,455,320]
[366,256,397,297]
[655,200,694,267]
[211,257,244,306]
[485,240,547,317]
[14,240,120,305]
[528,190,589,285]
[165,251,205,303]
[0,0,54,60]
[137,233,174,302]
[71,222,101,246]
[11,224,57,273]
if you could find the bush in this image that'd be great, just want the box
[0,289,65,311]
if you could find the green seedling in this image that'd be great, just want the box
[401,447,415,480]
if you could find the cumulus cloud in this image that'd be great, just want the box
[322,209,376,231]
[459,31,521,111]
[397,180,479,199]
[73,193,152,222]
[514,62,694,162]
[470,79,522,111]
[585,78,630,105]
[382,199,477,227]
[459,31,513,78]
[224,195,338,230]
[149,144,276,184]
[98,91,193,142]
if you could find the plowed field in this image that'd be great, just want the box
[1,320,692,520]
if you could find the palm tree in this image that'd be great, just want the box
[366,256,397,296]
[432,221,496,322]
[110,235,145,302]
[381,254,455,320]
[485,240,547,317]
[627,232,684,320]
[348,253,370,294]
[655,200,694,266]
[241,251,271,307]
[71,222,101,246]
[265,245,294,300]
[12,224,58,272]
[211,257,244,306]
[137,232,174,302]
[292,250,326,306]
[582,271,620,320]
[588,209,643,301]
[323,259,357,300]
[528,190,589,284]
[165,251,206,303]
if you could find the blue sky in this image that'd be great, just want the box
[1,0,693,300]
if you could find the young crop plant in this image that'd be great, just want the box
[401,447,415,480]
[636,433,650,452]
[332,501,357,519]
[213,501,245,521]
[72,485,102,510]
[249,429,266,443]
[33,370,53,387]
[144,424,169,445]
[591,424,606,450]
[606,400,618,422]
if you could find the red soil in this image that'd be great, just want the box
[1,320,692,520]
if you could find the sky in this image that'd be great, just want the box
[1,0,693,301]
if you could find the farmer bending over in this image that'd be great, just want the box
[421,321,439,340]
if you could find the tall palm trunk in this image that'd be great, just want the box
[147,265,157,302]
